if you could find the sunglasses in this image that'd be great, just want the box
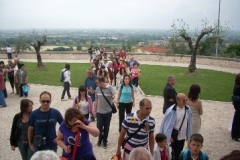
[41,100,51,104]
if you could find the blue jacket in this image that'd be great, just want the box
[159,104,192,144]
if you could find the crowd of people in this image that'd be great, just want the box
[0,57,29,108]
[8,46,240,160]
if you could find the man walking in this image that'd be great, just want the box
[84,68,97,121]
[88,45,94,62]
[94,76,116,148]
[61,63,72,101]
[116,98,155,160]
[6,45,12,59]
[28,91,63,158]
[163,75,177,114]
[160,93,192,160]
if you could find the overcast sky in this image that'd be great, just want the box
[0,0,239,30]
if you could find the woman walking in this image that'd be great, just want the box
[7,60,15,94]
[14,58,20,94]
[72,85,94,119]
[116,75,135,132]
[231,73,240,142]
[113,58,120,86]
[116,67,127,90]
[16,64,28,97]
[97,65,109,83]
[10,99,33,160]
[186,84,203,134]
[56,108,99,159]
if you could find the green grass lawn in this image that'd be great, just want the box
[23,62,235,102]
[140,65,235,102]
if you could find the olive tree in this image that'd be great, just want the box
[28,35,47,67]
[171,19,214,73]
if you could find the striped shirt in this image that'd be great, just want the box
[122,111,155,154]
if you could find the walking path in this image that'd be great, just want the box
[0,59,239,160]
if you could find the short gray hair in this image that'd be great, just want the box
[167,75,175,82]
[129,147,152,160]
[30,150,60,160]
[86,68,94,74]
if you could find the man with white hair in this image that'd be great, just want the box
[163,75,177,114]
[30,150,60,160]
[129,147,153,160]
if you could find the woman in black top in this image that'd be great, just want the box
[231,73,240,142]
[10,99,33,160]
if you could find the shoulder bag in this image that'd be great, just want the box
[171,107,186,141]
[100,88,117,114]
[59,129,80,160]
[33,108,51,149]
[121,120,147,149]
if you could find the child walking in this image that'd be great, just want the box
[178,134,209,160]
[153,133,171,160]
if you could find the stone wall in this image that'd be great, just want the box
[0,51,239,69]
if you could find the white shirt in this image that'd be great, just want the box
[174,106,188,140]
[14,65,18,76]
[62,69,71,84]
[6,47,12,53]
[78,100,89,115]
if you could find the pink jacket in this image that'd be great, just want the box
[0,72,5,90]
[72,95,93,114]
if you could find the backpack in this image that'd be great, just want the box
[59,70,67,82]
[183,149,207,160]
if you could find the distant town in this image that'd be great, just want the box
[0,29,240,57]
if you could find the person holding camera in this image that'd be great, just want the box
[28,91,63,158]
[56,108,99,160]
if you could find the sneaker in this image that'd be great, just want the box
[68,97,73,100]
[103,143,107,149]
[61,99,67,101]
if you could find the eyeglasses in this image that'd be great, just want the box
[41,100,51,104]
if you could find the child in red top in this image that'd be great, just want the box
[153,133,171,160]
[130,63,141,91]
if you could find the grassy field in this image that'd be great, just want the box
[24,62,235,102]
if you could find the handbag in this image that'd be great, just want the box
[171,106,186,141]
[121,121,147,149]
[59,129,80,160]
[100,88,117,114]
[33,109,51,149]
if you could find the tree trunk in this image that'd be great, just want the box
[36,52,44,67]
[188,50,197,73]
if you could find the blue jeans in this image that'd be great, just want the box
[61,82,71,99]
[96,112,112,144]
[89,53,93,62]
[17,141,33,160]
[0,90,7,107]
